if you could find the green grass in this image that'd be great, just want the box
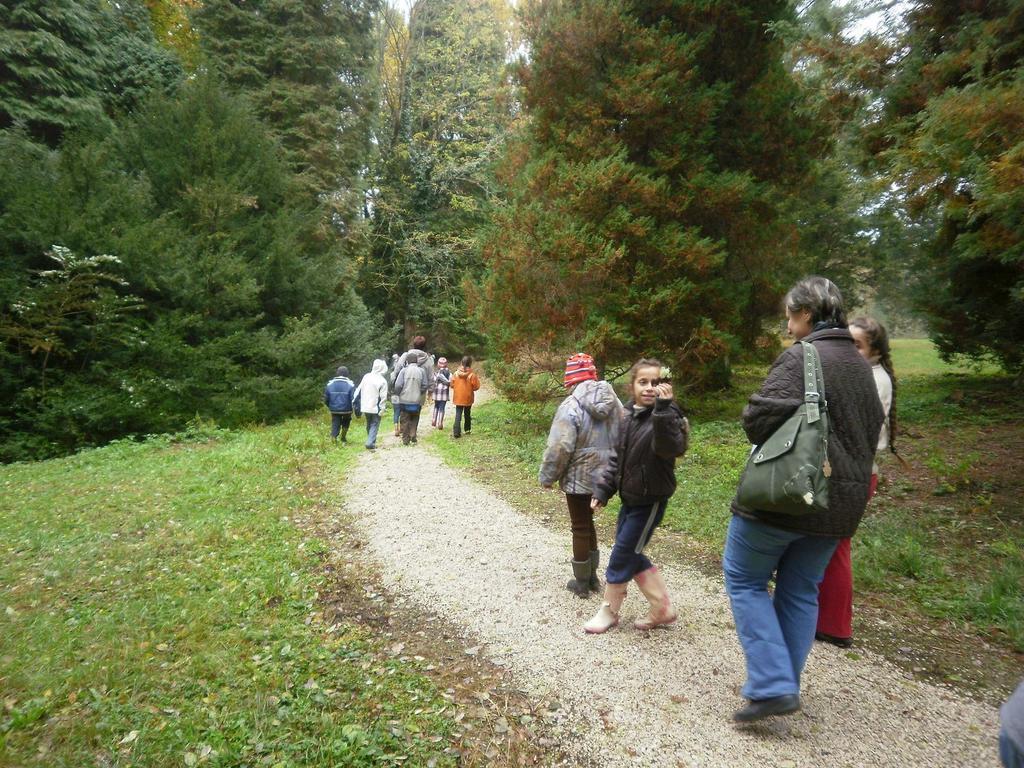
[889,338,1002,376]
[0,419,455,767]
[439,346,1023,652]
[854,508,1024,649]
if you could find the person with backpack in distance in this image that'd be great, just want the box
[450,356,481,438]
[816,315,903,648]
[354,359,390,451]
[394,356,429,445]
[585,358,688,634]
[389,353,402,437]
[539,353,623,597]
[323,366,356,444]
[431,357,452,429]
[396,335,436,387]
[723,277,883,723]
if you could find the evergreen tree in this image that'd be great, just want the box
[102,1,186,115]
[192,0,380,211]
[362,0,515,350]
[114,75,381,426]
[773,0,895,313]
[144,0,202,69]
[0,77,380,460]
[0,0,182,146]
[0,0,110,145]
[870,0,1024,371]
[479,0,824,387]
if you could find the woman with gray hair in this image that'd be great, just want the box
[722,276,884,723]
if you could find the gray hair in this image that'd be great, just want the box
[784,276,847,327]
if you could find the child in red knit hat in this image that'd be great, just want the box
[539,353,623,596]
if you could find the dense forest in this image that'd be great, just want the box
[1,0,1020,461]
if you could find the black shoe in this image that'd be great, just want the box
[733,694,801,723]
[815,631,853,648]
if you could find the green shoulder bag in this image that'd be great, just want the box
[735,340,832,515]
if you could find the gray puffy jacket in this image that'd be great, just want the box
[394,363,427,405]
[538,380,623,495]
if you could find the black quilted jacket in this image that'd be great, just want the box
[731,327,885,538]
[593,398,689,506]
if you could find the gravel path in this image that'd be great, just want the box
[341,417,999,767]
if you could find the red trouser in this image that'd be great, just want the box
[816,474,877,639]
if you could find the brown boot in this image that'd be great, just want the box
[583,582,627,634]
[632,566,677,630]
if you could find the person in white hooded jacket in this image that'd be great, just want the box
[539,353,623,596]
[355,359,390,450]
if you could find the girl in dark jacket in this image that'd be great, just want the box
[723,276,884,724]
[585,358,689,634]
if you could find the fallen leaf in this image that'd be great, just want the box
[118,730,139,745]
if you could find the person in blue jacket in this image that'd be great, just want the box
[324,366,356,444]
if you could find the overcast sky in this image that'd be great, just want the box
[845,0,914,40]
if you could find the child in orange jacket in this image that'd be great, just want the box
[450,355,481,438]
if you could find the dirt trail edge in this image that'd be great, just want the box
[340,428,999,767]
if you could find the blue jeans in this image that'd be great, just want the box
[364,413,381,448]
[1002,731,1024,768]
[723,514,839,700]
[605,500,667,584]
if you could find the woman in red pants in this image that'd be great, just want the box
[816,316,901,647]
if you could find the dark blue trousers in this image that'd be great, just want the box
[605,500,667,584]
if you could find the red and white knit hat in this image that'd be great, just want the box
[563,353,597,388]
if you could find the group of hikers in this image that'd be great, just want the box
[540,275,907,724]
[323,278,1024,754]
[323,335,481,450]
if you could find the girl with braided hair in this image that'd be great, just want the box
[815,315,904,648]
